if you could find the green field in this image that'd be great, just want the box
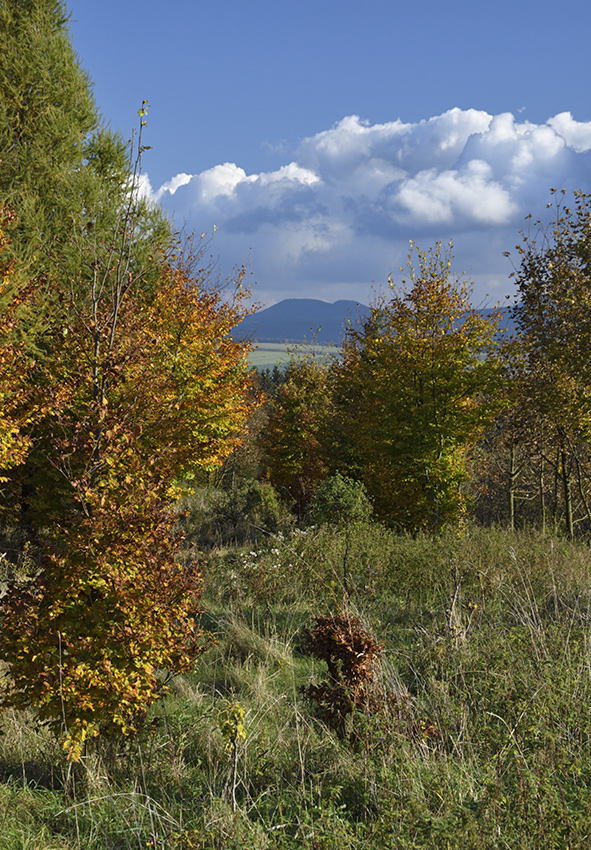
[249,342,340,369]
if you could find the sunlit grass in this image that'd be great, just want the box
[3,525,591,847]
[249,342,340,369]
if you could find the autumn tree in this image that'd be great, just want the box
[468,383,551,531]
[0,150,258,758]
[0,245,258,756]
[509,190,591,537]
[261,356,333,518]
[0,0,254,757]
[336,242,505,532]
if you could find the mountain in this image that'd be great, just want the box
[236,299,370,345]
[235,299,516,345]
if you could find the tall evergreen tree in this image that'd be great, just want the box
[0,0,97,258]
[0,0,168,273]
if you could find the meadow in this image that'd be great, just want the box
[249,343,339,370]
[2,519,591,849]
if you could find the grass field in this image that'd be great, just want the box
[2,523,591,848]
[249,342,340,370]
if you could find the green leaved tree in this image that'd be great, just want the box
[0,0,169,280]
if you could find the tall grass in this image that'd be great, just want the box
[2,525,591,847]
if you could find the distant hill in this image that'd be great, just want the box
[235,299,370,345]
[235,299,516,345]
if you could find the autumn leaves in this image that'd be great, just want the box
[0,205,257,758]
[263,242,506,532]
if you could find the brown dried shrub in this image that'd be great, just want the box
[300,614,383,739]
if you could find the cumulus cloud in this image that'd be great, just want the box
[548,113,591,153]
[151,108,591,305]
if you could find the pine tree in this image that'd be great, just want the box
[0,0,94,257]
[0,0,168,274]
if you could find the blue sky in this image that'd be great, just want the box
[68,0,591,305]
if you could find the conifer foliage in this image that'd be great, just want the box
[0,0,115,265]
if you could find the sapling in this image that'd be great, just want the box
[218,700,247,811]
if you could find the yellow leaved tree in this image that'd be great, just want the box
[334,242,506,532]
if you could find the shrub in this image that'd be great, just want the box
[306,473,373,527]
[300,614,383,739]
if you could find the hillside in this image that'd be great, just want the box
[236,298,370,345]
[236,300,516,363]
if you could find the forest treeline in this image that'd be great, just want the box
[254,191,591,541]
[1,0,591,761]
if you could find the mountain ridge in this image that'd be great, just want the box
[236,298,370,345]
[236,298,515,345]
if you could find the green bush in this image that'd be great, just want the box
[306,473,373,527]
[178,478,292,548]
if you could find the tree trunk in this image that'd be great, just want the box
[559,438,574,540]
[509,440,517,532]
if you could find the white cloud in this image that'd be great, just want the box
[154,172,191,198]
[393,160,516,226]
[258,163,319,187]
[136,172,154,200]
[151,108,591,305]
[548,113,591,153]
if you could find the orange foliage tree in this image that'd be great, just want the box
[0,214,258,756]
